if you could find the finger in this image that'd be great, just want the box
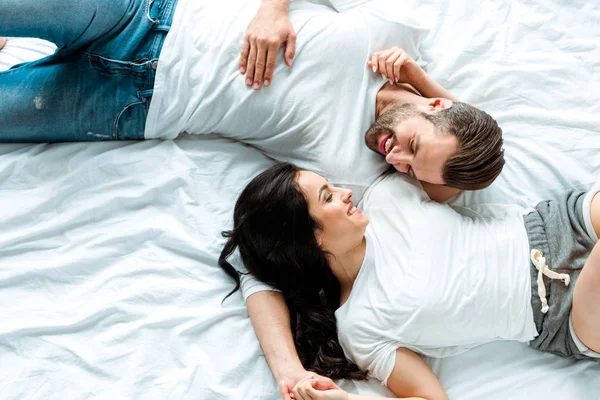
[368,52,380,73]
[385,52,400,84]
[313,377,337,390]
[284,31,297,67]
[245,39,257,87]
[263,43,279,87]
[239,35,250,74]
[394,53,409,83]
[292,386,307,400]
[298,382,312,400]
[279,380,293,400]
[377,50,394,78]
[253,39,268,90]
[307,387,319,400]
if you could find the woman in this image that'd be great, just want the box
[219,163,600,400]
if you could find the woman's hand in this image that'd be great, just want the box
[240,0,296,90]
[281,372,339,400]
[290,377,349,400]
[367,47,426,86]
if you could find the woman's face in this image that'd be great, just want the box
[296,171,369,252]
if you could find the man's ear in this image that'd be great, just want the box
[427,98,453,111]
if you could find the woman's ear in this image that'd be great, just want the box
[315,231,323,247]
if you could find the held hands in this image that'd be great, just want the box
[280,372,342,400]
[240,1,297,90]
[288,375,349,400]
[367,47,426,86]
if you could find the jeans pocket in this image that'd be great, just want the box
[114,99,148,140]
[86,53,150,76]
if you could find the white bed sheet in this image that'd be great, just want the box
[1,0,600,399]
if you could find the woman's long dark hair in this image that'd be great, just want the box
[218,163,367,381]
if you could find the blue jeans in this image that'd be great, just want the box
[0,0,177,142]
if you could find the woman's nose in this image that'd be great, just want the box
[342,189,353,202]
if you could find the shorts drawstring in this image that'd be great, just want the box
[530,249,571,314]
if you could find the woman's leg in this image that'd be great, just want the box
[0,0,136,52]
[572,192,600,353]
[0,37,6,51]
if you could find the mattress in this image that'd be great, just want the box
[1,0,599,398]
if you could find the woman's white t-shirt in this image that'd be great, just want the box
[334,173,538,385]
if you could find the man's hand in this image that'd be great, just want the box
[367,47,426,86]
[279,371,339,400]
[240,0,296,90]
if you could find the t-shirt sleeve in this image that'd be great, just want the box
[337,310,399,387]
[340,327,398,386]
[366,342,398,386]
[229,251,281,301]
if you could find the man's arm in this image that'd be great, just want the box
[246,290,338,399]
[240,0,296,90]
[368,47,459,102]
[409,73,458,103]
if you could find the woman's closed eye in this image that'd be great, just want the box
[326,193,333,202]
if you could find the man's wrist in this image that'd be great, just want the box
[260,0,291,12]
[278,367,308,382]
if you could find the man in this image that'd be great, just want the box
[2,0,502,194]
[145,0,503,195]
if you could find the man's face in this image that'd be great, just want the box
[365,103,458,185]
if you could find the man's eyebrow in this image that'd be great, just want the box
[318,184,328,201]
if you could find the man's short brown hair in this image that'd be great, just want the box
[424,102,504,190]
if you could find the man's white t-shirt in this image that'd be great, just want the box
[334,173,538,385]
[146,0,428,200]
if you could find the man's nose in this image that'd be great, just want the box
[385,148,410,170]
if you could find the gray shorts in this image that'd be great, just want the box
[524,189,600,360]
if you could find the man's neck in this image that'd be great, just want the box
[375,82,427,118]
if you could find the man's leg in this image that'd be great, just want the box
[0,54,149,142]
[0,0,137,52]
[0,0,168,142]
[572,191,600,353]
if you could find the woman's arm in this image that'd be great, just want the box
[291,348,448,400]
[246,290,338,399]
[385,348,448,400]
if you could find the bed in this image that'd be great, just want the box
[1,0,599,398]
